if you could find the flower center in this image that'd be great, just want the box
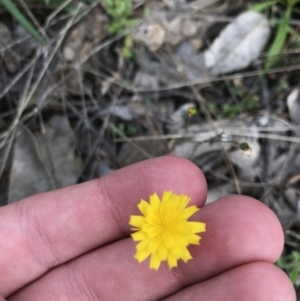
[158,218,173,233]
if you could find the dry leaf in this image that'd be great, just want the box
[9,116,80,203]
[204,11,270,75]
[9,126,54,203]
[133,71,159,90]
[287,87,300,125]
[207,183,235,204]
[35,115,80,188]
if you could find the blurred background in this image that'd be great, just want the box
[1,0,300,296]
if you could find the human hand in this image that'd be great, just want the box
[0,156,296,300]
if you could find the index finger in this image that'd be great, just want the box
[0,156,207,297]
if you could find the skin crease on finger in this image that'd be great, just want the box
[7,196,287,301]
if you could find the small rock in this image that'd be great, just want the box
[134,22,166,51]
[63,24,87,62]
[181,19,197,37]
[133,71,159,90]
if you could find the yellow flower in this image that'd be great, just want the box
[188,107,197,117]
[129,191,206,270]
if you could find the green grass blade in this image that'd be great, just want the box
[0,0,45,45]
[249,1,277,12]
[264,7,291,71]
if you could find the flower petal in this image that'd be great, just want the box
[167,252,177,268]
[150,252,161,270]
[137,199,150,216]
[162,191,172,204]
[173,234,188,247]
[163,210,175,225]
[172,222,191,234]
[145,225,161,237]
[145,212,161,225]
[158,242,168,261]
[136,239,150,251]
[190,222,206,233]
[135,248,151,263]
[159,202,168,220]
[179,205,199,220]
[172,246,183,259]
[131,231,147,241]
[129,216,145,228]
[150,193,161,210]
[148,236,161,253]
[181,247,192,262]
[162,230,175,248]
[185,233,200,245]
[178,195,190,210]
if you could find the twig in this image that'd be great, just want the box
[0,3,82,145]
[0,48,42,99]
[121,64,300,93]
[115,130,300,144]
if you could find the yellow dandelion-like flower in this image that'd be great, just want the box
[188,107,197,117]
[129,191,206,270]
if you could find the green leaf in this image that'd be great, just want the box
[276,255,285,268]
[125,0,132,12]
[0,0,45,45]
[117,122,125,133]
[108,21,122,33]
[123,18,137,27]
[292,251,300,261]
[245,97,261,110]
[207,101,217,113]
[116,1,127,17]
[249,1,277,12]
[127,124,137,135]
[144,6,151,16]
[104,0,114,8]
[264,7,291,71]
[289,266,298,283]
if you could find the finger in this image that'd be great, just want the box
[0,156,207,297]
[8,196,284,301]
[162,262,296,301]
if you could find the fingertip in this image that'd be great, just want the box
[209,195,284,262]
